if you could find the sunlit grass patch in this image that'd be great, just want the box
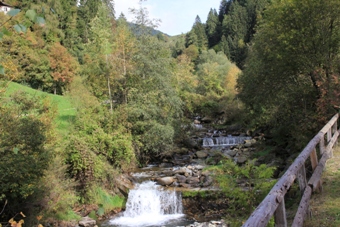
[304,145,340,227]
[4,82,76,135]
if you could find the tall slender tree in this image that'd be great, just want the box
[206,8,220,48]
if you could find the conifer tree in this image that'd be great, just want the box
[185,15,208,52]
[218,0,232,23]
[206,8,220,48]
[76,0,101,43]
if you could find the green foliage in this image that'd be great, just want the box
[65,78,136,193]
[0,65,4,75]
[182,190,208,198]
[55,210,80,221]
[5,82,76,134]
[192,49,242,119]
[111,8,183,163]
[185,15,208,52]
[211,159,276,224]
[87,186,125,215]
[36,156,79,221]
[0,90,55,217]
[237,0,340,151]
[206,9,220,48]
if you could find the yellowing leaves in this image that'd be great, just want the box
[0,55,19,81]
[8,218,24,227]
[224,64,241,95]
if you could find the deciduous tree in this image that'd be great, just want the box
[49,42,78,94]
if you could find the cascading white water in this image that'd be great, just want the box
[202,136,251,147]
[109,181,184,227]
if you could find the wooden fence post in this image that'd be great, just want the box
[319,138,325,155]
[310,148,321,192]
[292,186,312,226]
[297,165,307,195]
[275,198,287,227]
[242,114,339,227]
[310,148,318,170]
[327,128,332,142]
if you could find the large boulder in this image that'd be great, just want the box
[115,174,134,197]
[235,156,247,164]
[79,217,96,227]
[196,151,208,159]
[156,177,175,186]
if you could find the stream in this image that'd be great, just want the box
[100,133,251,227]
[101,181,193,227]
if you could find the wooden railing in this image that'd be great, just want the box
[243,113,339,227]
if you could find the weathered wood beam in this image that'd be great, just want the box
[275,198,287,227]
[310,148,318,171]
[319,138,325,155]
[291,186,312,226]
[308,152,329,192]
[242,114,339,227]
[297,165,307,194]
[242,136,320,226]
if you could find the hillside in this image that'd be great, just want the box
[4,82,76,134]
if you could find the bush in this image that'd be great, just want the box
[210,159,276,225]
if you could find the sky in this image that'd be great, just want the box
[114,0,221,36]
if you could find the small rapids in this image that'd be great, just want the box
[107,181,188,227]
[202,135,251,147]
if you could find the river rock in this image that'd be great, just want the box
[235,156,247,164]
[116,174,134,197]
[156,177,175,186]
[185,220,228,227]
[201,116,213,123]
[196,151,208,158]
[226,149,238,157]
[175,167,192,176]
[193,164,205,170]
[183,138,199,149]
[175,174,187,183]
[179,183,191,188]
[173,154,192,165]
[186,177,200,185]
[159,162,173,168]
[202,175,213,187]
[79,216,96,227]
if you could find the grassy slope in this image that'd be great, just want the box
[303,145,340,227]
[5,82,76,134]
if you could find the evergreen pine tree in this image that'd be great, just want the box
[206,8,221,48]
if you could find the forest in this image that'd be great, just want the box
[0,0,340,226]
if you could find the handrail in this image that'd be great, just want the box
[242,113,339,227]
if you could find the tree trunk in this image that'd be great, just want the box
[106,54,113,113]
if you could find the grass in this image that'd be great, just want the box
[303,145,340,227]
[88,186,126,215]
[4,82,76,135]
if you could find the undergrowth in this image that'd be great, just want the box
[87,186,126,216]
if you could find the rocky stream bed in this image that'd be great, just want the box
[77,123,267,227]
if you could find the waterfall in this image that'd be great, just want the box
[109,181,184,227]
[202,136,251,147]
